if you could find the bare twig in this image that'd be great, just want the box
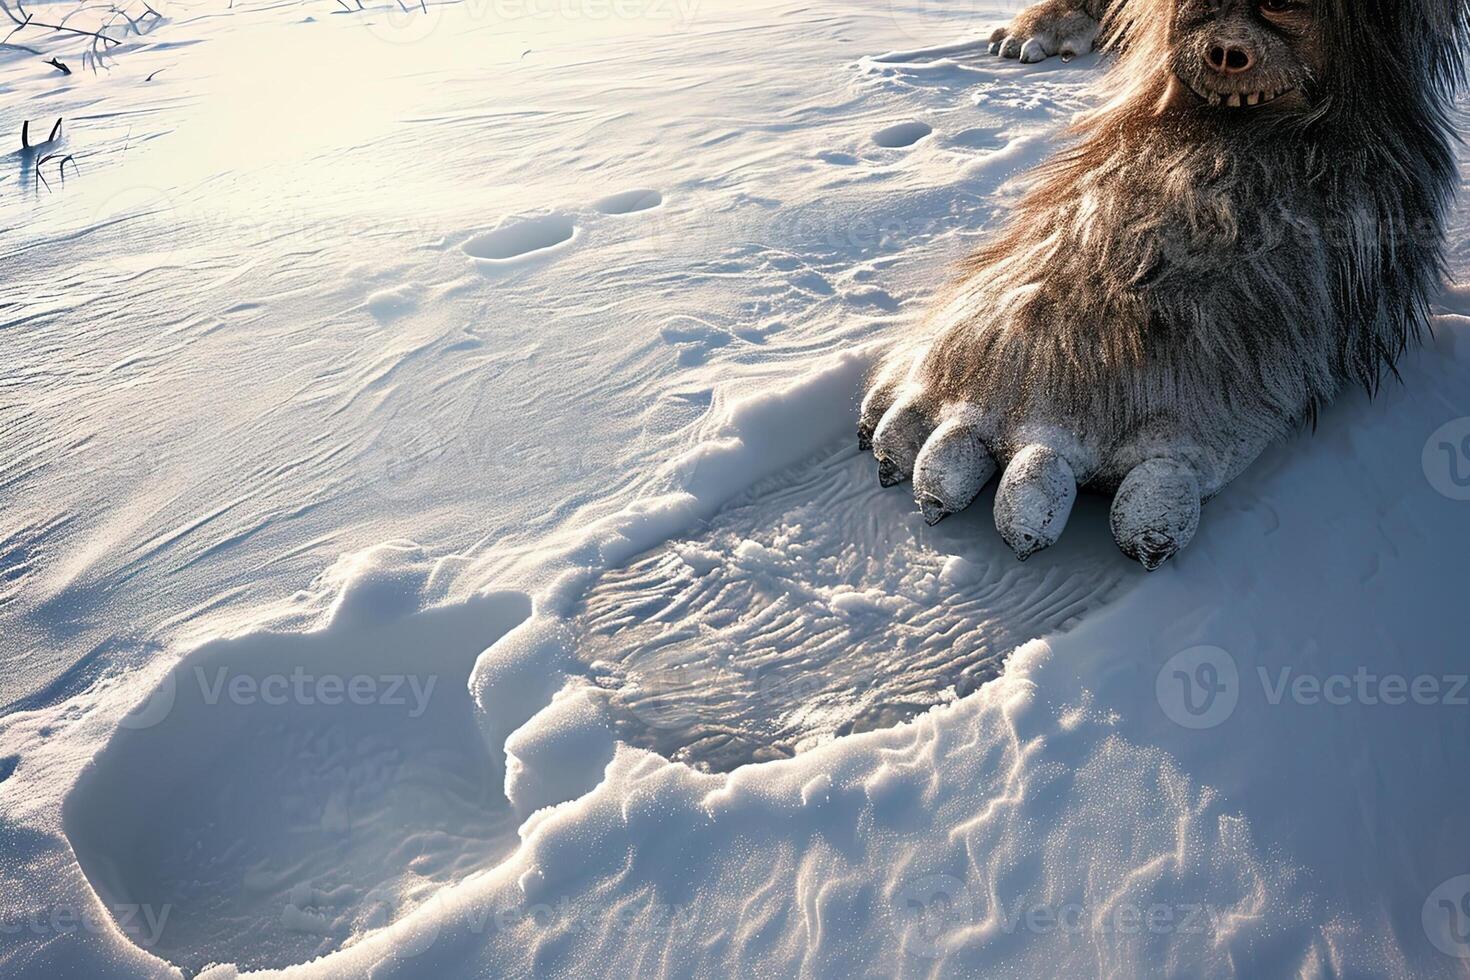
[21,117,62,150]
[45,55,70,73]
[2,12,31,41]
[0,0,123,46]
[145,66,164,80]
[33,152,76,190]
[112,5,141,34]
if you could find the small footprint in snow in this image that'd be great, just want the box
[872,120,932,148]
[459,190,664,268]
[593,188,663,215]
[660,317,735,366]
[641,389,713,439]
[948,126,1006,151]
[462,214,577,264]
[364,284,419,321]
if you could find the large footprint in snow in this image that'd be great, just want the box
[64,547,531,974]
[67,354,1141,972]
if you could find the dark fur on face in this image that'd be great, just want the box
[1165,0,1323,110]
[864,0,1470,566]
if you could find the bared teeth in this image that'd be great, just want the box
[1191,80,1296,110]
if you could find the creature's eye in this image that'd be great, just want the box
[1258,0,1303,15]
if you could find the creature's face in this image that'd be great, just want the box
[1167,0,1324,113]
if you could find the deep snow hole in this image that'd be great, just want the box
[64,593,531,974]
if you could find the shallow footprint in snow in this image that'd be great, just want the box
[948,126,1006,151]
[592,188,663,215]
[659,315,739,366]
[462,214,576,263]
[872,120,933,148]
[572,441,1140,773]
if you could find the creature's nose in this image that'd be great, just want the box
[1205,43,1254,74]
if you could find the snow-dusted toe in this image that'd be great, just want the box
[912,416,996,525]
[1019,38,1051,63]
[993,444,1077,560]
[857,375,900,451]
[1110,458,1201,571]
[870,390,931,487]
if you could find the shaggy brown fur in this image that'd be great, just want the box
[862,0,1470,568]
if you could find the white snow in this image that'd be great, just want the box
[2,0,1470,978]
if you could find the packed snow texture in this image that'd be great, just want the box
[2,0,1470,978]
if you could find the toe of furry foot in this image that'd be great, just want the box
[1109,458,1202,571]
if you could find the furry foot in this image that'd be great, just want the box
[859,366,1219,570]
[988,0,1103,63]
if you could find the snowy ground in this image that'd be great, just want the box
[2,0,1470,976]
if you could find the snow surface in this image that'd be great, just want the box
[2,0,1470,977]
